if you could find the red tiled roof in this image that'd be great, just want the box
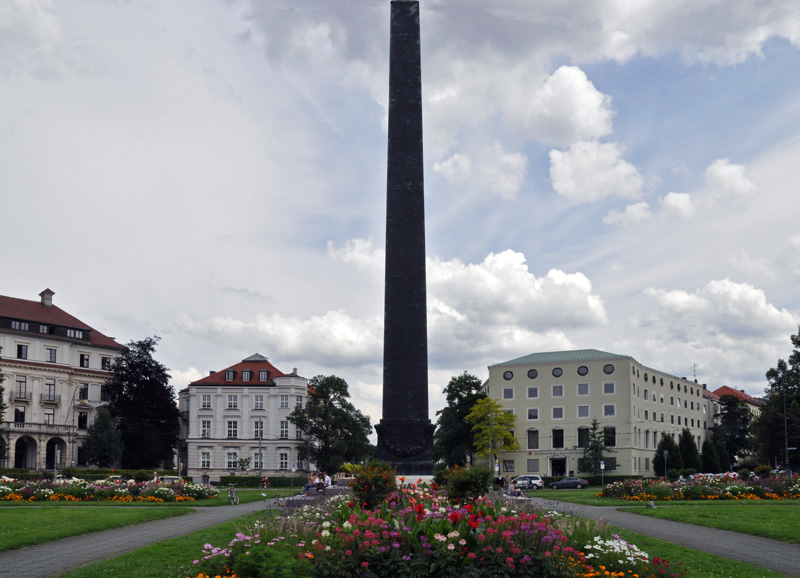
[190,354,287,386]
[712,385,764,406]
[0,291,123,350]
[702,388,721,401]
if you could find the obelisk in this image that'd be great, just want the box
[375,0,434,475]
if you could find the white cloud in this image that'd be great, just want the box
[434,152,472,184]
[480,142,527,199]
[660,192,696,219]
[603,201,653,226]
[549,141,644,204]
[704,158,757,199]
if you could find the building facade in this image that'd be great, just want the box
[482,349,716,478]
[178,354,309,484]
[0,289,124,471]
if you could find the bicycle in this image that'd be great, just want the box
[227,484,240,505]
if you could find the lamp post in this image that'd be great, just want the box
[663,450,669,479]
[257,420,263,479]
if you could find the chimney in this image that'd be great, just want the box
[292,368,297,375]
[39,288,55,307]
[209,370,216,375]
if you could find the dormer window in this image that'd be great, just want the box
[225,370,235,382]
[11,321,29,331]
[67,329,84,339]
[242,370,252,382]
[259,370,269,382]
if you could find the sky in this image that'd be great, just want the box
[3,0,800,431]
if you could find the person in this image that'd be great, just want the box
[494,474,505,490]
[323,471,332,487]
[508,480,521,497]
[261,476,270,488]
[303,472,316,494]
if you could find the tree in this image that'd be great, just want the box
[287,375,371,474]
[106,337,180,469]
[82,408,123,467]
[701,439,721,473]
[237,457,251,473]
[577,418,615,475]
[465,398,520,464]
[653,434,682,477]
[433,372,486,467]
[712,394,751,462]
[678,427,701,472]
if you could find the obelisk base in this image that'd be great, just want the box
[375,419,435,475]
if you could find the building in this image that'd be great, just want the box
[711,385,765,418]
[0,289,124,470]
[177,354,309,484]
[482,349,716,478]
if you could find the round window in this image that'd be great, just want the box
[503,371,513,381]
[527,369,538,379]
[603,364,615,375]
[577,366,588,376]
[552,367,563,378]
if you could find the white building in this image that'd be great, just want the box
[0,289,124,470]
[482,349,716,478]
[178,354,309,484]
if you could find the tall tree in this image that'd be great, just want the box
[465,397,520,464]
[701,439,721,473]
[678,427,701,471]
[577,418,615,475]
[653,434,682,476]
[433,372,486,467]
[287,375,371,474]
[106,337,180,469]
[82,408,123,467]
[752,326,800,470]
[712,394,752,462]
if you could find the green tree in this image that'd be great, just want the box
[237,457,251,473]
[82,408,124,467]
[712,394,751,461]
[287,375,371,474]
[701,439,721,473]
[678,427,701,472]
[433,372,486,467]
[653,434,682,477]
[465,398,520,464]
[715,440,732,471]
[577,418,616,475]
[106,337,180,469]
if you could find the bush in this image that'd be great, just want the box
[444,466,492,503]
[666,468,680,481]
[433,461,449,487]
[738,457,759,470]
[133,470,153,483]
[350,461,397,509]
[754,464,772,477]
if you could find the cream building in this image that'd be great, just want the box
[482,349,716,478]
[178,354,309,484]
[0,289,124,471]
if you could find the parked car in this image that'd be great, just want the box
[549,477,589,489]
[157,475,184,484]
[512,475,543,490]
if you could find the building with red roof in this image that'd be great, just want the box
[711,385,765,418]
[1,289,124,470]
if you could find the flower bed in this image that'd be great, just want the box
[189,475,685,578]
[0,478,217,502]
[598,474,800,501]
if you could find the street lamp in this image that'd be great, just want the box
[663,450,669,478]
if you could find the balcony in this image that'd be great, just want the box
[40,394,62,406]
[0,422,75,436]
[12,391,32,403]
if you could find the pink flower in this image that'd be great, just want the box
[362,562,369,568]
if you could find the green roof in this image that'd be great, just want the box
[492,349,629,367]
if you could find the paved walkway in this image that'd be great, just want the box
[1,497,799,577]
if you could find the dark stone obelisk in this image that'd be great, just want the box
[375,0,434,476]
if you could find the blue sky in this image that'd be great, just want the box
[2,0,800,426]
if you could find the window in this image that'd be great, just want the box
[201,420,211,438]
[280,421,289,438]
[227,395,238,409]
[101,385,110,402]
[527,407,539,420]
[527,459,540,472]
[577,365,589,376]
[296,395,303,408]
[527,429,539,449]
[225,370,235,382]
[79,354,90,368]
[501,460,514,473]
[645,430,650,448]
[603,404,616,417]
[527,369,538,379]
[78,384,89,400]
[502,387,514,400]
[254,420,263,439]
[577,405,589,419]
[644,389,648,400]
[14,407,25,423]
[47,348,57,363]
[44,409,54,424]
[671,414,675,424]
[552,384,563,397]
[577,427,590,448]
[78,412,88,429]
[253,451,263,470]
[67,329,84,339]
[503,371,514,380]
[603,426,616,447]
[227,451,238,469]
[259,370,269,381]
[552,429,564,449]
[15,376,26,398]
[45,379,56,402]
[227,421,238,438]
[644,410,649,421]
[552,367,563,377]
[12,320,29,330]
[603,364,615,374]
[527,386,538,398]
[690,401,694,410]
[202,394,212,409]
[279,452,288,470]
[670,396,674,405]
[254,394,264,410]
[603,382,615,394]
[201,451,211,469]
[644,458,650,471]
[677,416,682,425]
[660,412,664,423]
[552,406,564,419]
[280,395,289,409]
[577,382,589,396]
[16,344,28,359]
[101,357,111,370]
[242,370,252,382]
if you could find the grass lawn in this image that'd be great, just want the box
[0,507,191,551]
[524,487,630,506]
[627,501,800,544]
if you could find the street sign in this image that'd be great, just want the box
[600,461,605,470]
[292,463,297,472]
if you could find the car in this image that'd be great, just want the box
[512,475,543,490]
[157,475,184,484]
[549,477,589,489]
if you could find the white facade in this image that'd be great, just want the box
[483,349,716,478]
[0,289,123,471]
[178,354,309,483]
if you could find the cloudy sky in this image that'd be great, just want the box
[4,0,800,429]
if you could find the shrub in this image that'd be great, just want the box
[350,461,397,509]
[646,481,674,500]
[443,466,492,503]
[133,470,152,483]
[754,464,772,477]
